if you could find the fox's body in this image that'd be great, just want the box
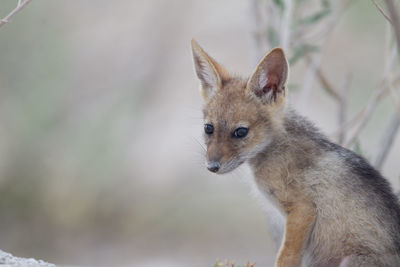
[191,40,400,266]
[252,110,400,266]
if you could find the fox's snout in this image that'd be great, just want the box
[205,147,244,174]
[206,161,220,173]
[206,147,222,173]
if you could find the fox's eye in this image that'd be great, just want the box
[204,124,214,135]
[233,127,248,138]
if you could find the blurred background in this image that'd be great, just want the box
[0,0,399,266]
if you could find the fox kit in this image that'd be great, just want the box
[190,39,400,267]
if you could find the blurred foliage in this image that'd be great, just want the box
[289,44,319,65]
[267,26,280,47]
[273,0,285,12]
[298,8,331,25]
[214,259,256,267]
[297,0,331,25]
[254,0,337,65]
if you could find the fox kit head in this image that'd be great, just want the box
[191,39,289,174]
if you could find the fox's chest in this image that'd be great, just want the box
[253,165,305,214]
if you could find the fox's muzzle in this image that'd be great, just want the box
[207,161,220,173]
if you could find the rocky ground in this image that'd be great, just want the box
[0,250,56,267]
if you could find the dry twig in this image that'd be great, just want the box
[0,0,33,28]
[343,82,387,147]
[312,62,342,101]
[298,54,321,110]
[337,74,352,145]
[371,0,400,168]
[386,0,400,55]
[374,113,400,169]
[292,0,354,47]
[343,7,399,148]
[281,0,294,52]
[387,81,400,119]
[305,56,351,144]
[332,76,400,142]
[372,0,393,25]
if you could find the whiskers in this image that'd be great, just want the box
[189,136,207,168]
[193,136,206,153]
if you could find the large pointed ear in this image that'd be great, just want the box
[246,48,288,104]
[191,39,230,101]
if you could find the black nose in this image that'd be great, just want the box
[207,162,220,173]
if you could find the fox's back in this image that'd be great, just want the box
[283,112,400,265]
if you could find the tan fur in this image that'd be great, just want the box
[191,39,230,101]
[276,202,315,267]
[191,40,400,267]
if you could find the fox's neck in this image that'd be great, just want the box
[248,109,326,179]
[247,110,327,213]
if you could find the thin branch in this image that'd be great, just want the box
[280,0,294,51]
[250,0,265,63]
[312,61,342,101]
[337,74,352,145]
[0,0,33,28]
[344,83,387,147]
[292,0,354,47]
[369,0,400,168]
[385,0,400,55]
[374,113,400,169]
[388,79,400,119]
[332,75,400,139]
[337,96,347,145]
[305,55,351,144]
[297,54,321,110]
[375,77,400,169]
[372,0,393,25]
[343,3,400,148]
